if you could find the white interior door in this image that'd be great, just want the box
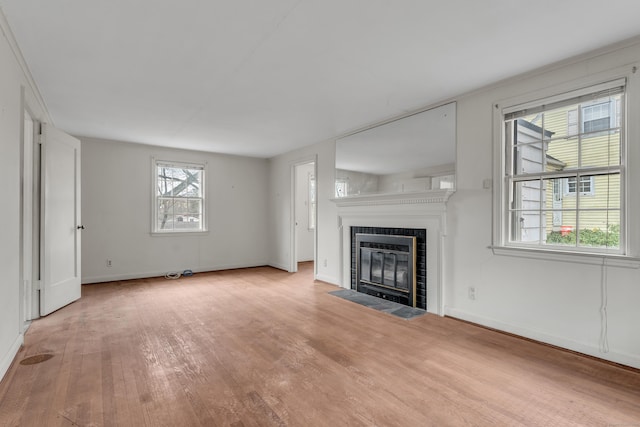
[40,124,82,316]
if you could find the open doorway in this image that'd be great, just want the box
[293,160,316,273]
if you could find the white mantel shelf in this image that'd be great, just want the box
[330,189,455,208]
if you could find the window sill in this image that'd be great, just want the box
[489,245,640,268]
[151,230,209,237]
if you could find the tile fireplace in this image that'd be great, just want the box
[352,228,426,309]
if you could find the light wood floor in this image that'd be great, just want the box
[1,262,639,426]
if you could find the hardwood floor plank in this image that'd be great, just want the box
[0,262,639,426]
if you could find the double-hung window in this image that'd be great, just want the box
[153,160,206,233]
[500,80,625,252]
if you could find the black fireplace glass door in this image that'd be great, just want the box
[396,255,409,291]
[360,249,371,282]
[370,252,384,283]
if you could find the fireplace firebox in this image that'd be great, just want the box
[352,227,426,309]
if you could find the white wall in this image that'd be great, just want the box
[268,140,339,282]
[0,14,50,380]
[295,162,314,262]
[445,40,640,369]
[269,39,640,368]
[81,137,270,283]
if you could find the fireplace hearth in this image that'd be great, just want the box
[351,227,426,309]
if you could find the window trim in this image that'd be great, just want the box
[151,157,208,235]
[492,69,640,265]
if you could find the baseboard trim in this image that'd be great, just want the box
[82,262,269,284]
[445,307,640,370]
[0,333,23,383]
[314,274,340,286]
[267,262,290,272]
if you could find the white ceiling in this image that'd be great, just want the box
[2,1,640,158]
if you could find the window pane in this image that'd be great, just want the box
[577,210,620,249]
[545,213,576,247]
[578,173,620,209]
[158,167,174,196]
[176,214,200,230]
[544,177,566,228]
[173,199,188,217]
[172,169,202,197]
[516,114,544,142]
[157,199,174,231]
[581,132,620,168]
[510,180,544,244]
[546,137,578,171]
[510,180,542,211]
[174,199,202,230]
[187,199,202,216]
[510,210,544,244]
[158,198,174,215]
[542,107,571,140]
[513,141,545,175]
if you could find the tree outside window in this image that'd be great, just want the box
[154,160,206,233]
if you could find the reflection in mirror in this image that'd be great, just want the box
[335,102,456,197]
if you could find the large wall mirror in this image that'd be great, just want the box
[335,102,456,197]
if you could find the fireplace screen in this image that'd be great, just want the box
[356,233,417,307]
[360,248,410,291]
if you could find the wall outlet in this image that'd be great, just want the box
[106,259,112,268]
[323,259,328,267]
[468,287,476,300]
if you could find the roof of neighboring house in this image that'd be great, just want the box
[517,118,555,138]
[546,154,566,169]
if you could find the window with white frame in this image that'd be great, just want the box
[500,80,624,252]
[565,175,594,196]
[568,99,620,135]
[154,160,206,233]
